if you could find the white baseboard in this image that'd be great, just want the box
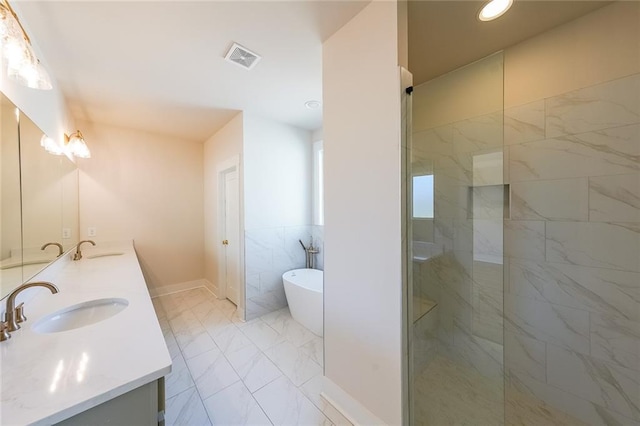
[201,279,219,298]
[320,377,386,426]
[149,279,213,298]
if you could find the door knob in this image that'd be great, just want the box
[222,240,229,245]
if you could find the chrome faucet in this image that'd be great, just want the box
[1,281,59,341]
[73,240,96,261]
[41,242,64,257]
[299,237,319,269]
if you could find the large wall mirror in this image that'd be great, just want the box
[0,92,79,298]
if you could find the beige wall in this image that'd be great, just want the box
[203,113,243,294]
[323,1,403,424]
[77,120,204,290]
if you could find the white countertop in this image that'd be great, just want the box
[0,241,171,425]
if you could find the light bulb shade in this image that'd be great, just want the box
[8,58,53,90]
[1,2,53,90]
[0,7,22,40]
[65,130,91,158]
[40,134,64,155]
[2,35,28,66]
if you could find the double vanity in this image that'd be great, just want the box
[2,77,170,425]
[0,242,171,425]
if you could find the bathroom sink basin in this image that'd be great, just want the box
[32,298,129,333]
[86,252,124,259]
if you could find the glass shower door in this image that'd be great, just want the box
[407,52,505,426]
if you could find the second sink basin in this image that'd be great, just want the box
[32,298,129,333]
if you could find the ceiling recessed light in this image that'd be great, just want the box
[478,0,513,21]
[305,100,321,110]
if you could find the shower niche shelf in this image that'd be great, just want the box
[467,184,510,220]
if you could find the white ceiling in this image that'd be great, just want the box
[15,1,612,142]
[15,1,369,141]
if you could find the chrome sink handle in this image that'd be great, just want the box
[1,281,59,341]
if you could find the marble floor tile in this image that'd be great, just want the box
[164,330,182,360]
[254,376,332,426]
[180,288,214,308]
[165,353,195,399]
[155,288,335,426]
[168,309,201,333]
[165,387,211,426]
[279,316,321,347]
[260,307,293,331]
[200,311,234,337]
[203,381,272,425]
[213,298,238,318]
[300,336,324,367]
[241,320,285,351]
[175,326,218,360]
[160,294,191,320]
[226,343,282,393]
[265,341,323,386]
[185,348,241,400]
[210,323,254,354]
[192,300,225,324]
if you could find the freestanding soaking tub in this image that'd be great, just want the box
[282,268,323,336]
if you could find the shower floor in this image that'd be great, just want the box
[413,355,589,426]
[412,355,504,426]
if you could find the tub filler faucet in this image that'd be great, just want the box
[299,238,319,269]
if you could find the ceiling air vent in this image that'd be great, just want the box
[224,43,261,70]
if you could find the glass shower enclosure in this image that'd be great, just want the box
[407,52,506,426]
[405,4,639,422]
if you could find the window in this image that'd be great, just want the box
[413,175,434,218]
[313,140,324,225]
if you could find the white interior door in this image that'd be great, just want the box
[223,170,240,305]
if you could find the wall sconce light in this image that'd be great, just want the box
[64,130,91,158]
[0,0,52,90]
[40,134,64,155]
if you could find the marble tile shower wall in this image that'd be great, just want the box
[412,106,505,382]
[503,73,640,426]
[245,226,323,320]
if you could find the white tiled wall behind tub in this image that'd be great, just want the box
[245,226,324,321]
[504,73,640,426]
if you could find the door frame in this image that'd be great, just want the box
[216,155,245,319]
